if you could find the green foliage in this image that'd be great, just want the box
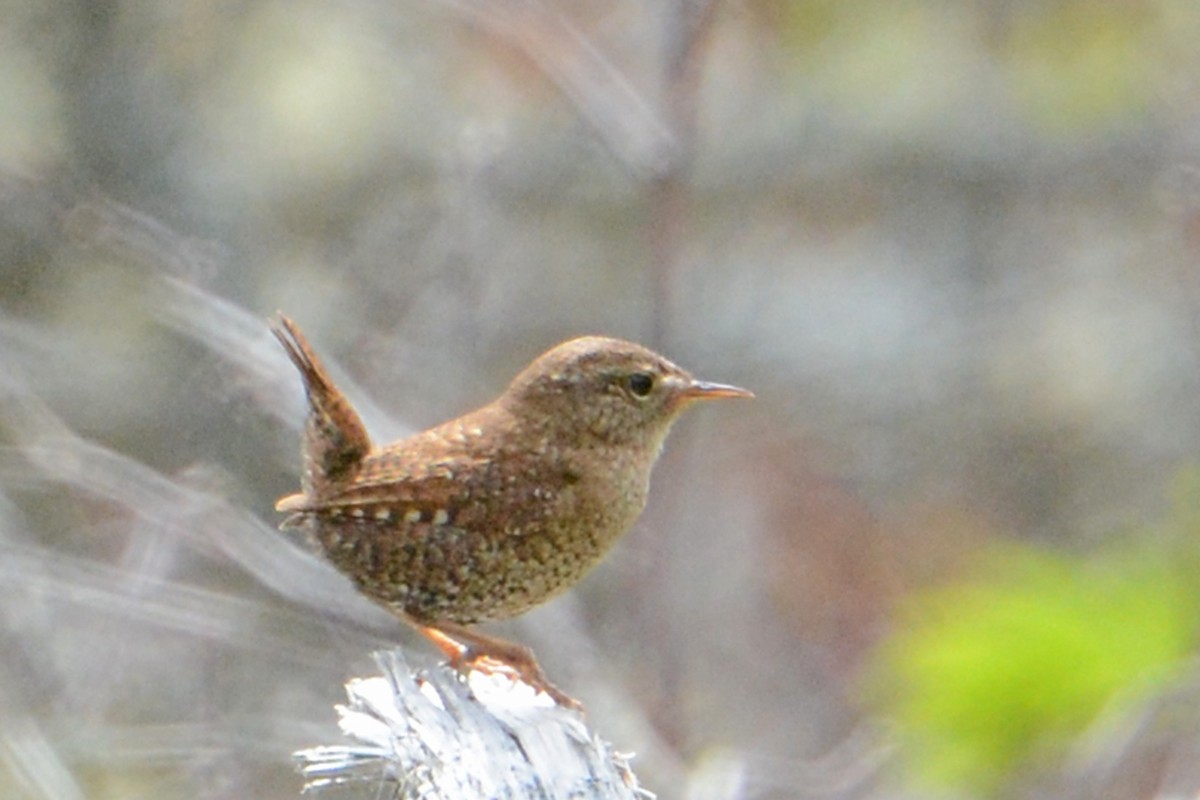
[1007,3,1157,133]
[866,483,1200,795]
[771,0,1191,135]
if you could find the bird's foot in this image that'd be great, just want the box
[417,622,583,712]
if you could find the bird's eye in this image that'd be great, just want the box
[627,371,655,398]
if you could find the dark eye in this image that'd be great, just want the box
[628,371,655,397]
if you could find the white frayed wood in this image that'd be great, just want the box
[296,649,651,799]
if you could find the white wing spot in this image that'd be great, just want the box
[351,507,365,518]
[375,507,392,521]
[432,509,450,526]
[404,508,422,524]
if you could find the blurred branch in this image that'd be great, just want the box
[635,0,725,742]
[0,536,373,660]
[648,0,723,347]
[148,274,411,442]
[1061,660,1200,800]
[296,649,651,799]
[434,0,676,178]
[0,172,409,440]
[0,361,397,635]
[0,666,87,800]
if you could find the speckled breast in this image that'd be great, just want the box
[305,473,646,624]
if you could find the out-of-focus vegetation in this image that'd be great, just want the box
[870,472,1200,795]
[4,0,1200,798]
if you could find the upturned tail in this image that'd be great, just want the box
[271,314,372,503]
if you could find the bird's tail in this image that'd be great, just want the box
[271,313,372,498]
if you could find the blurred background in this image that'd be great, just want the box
[4,0,1200,797]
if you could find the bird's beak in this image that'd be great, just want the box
[681,380,754,401]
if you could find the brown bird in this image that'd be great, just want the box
[272,314,751,707]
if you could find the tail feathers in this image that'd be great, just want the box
[271,313,372,492]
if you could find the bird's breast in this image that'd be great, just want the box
[301,435,658,624]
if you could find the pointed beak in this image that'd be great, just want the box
[681,380,754,401]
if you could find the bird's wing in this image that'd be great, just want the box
[278,446,492,514]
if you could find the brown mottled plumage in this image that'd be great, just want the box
[272,314,750,706]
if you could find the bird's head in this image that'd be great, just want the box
[502,336,752,451]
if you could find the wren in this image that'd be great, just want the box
[271,314,751,707]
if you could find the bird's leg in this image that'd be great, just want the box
[414,620,582,711]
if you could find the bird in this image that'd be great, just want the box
[271,314,751,707]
